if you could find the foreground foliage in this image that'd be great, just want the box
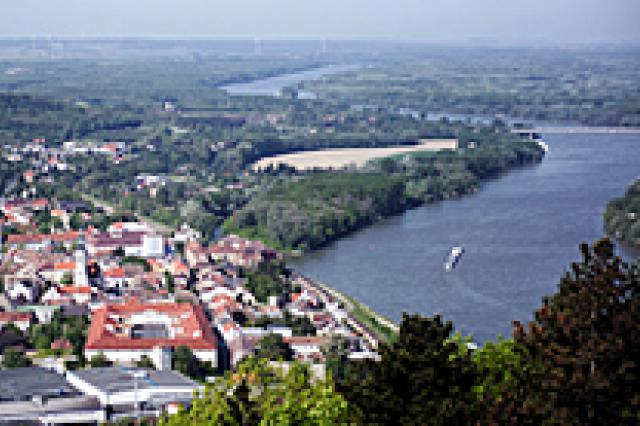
[487,239,640,424]
[160,358,350,425]
[333,239,639,425]
[339,315,477,424]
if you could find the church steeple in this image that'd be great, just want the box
[74,232,88,287]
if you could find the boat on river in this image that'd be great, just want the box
[444,246,464,271]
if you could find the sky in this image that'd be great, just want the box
[1,0,639,45]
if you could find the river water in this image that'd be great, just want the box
[223,66,640,342]
[290,133,640,341]
[220,64,356,98]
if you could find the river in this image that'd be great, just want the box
[220,64,357,98]
[290,133,640,342]
[222,66,640,342]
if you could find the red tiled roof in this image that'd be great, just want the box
[103,268,125,279]
[51,338,73,350]
[223,322,238,332]
[86,300,217,351]
[0,312,32,322]
[7,231,81,245]
[54,261,75,271]
[50,231,81,242]
[3,198,48,209]
[87,232,144,247]
[59,285,92,294]
[283,336,325,346]
[7,234,44,244]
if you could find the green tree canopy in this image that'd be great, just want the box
[160,358,350,425]
[172,345,214,381]
[89,352,111,368]
[487,239,640,424]
[2,347,32,368]
[255,333,292,361]
[340,314,478,424]
[136,355,156,369]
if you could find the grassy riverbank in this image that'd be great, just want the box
[310,279,399,344]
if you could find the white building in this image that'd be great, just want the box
[142,234,164,258]
[74,247,88,287]
[66,368,201,418]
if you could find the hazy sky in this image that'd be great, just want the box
[2,0,639,45]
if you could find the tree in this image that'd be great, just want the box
[89,352,111,367]
[471,337,522,401]
[487,239,640,424]
[340,314,478,424]
[164,271,175,294]
[1,322,23,337]
[322,334,352,382]
[2,347,32,368]
[160,358,350,425]
[172,345,214,381]
[255,333,292,361]
[136,355,155,369]
[60,271,73,285]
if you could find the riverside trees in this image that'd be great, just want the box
[225,139,543,251]
[604,179,640,250]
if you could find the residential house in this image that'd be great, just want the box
[0,311,33,333]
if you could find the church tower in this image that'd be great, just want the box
[74,233,88,287]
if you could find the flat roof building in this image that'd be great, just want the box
[66,367,201,420]
[0,367,104,424]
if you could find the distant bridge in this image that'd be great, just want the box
[512,127,640,137]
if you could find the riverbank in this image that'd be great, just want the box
[290,132,640,342]
[293,272,398,346]
[535,126,640,134]
[604,178,640,251]
[226,140,545,252]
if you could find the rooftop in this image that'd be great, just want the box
[0,367,78,402]
[69,367,198,394]
[86,300,217,351]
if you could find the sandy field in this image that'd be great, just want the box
[252,139,458,171]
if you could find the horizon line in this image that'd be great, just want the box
[0,35,638,48]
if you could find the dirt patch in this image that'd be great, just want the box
[252,139,458,171]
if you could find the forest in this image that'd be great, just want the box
[303,47,640,127]
[604,179,640,249]
[225,138,543,251]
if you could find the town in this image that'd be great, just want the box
[0,189,385,422]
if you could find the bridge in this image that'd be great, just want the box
[512,127,640,136]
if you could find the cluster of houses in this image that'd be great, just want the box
[1,138,129,193]
[0,195,382,422]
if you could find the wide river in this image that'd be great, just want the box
[224,67,640,342]
[291,133,640,342]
